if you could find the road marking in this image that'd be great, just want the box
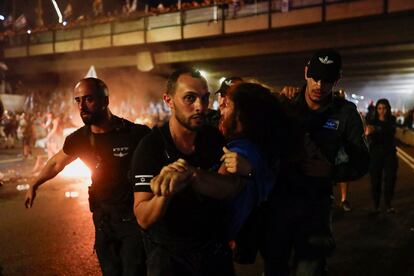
[0,157,23,164]
[0,154,48,165]
[396,147,414,170]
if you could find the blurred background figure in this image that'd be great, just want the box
[45,112,64,158]
[365,98,398,213]
[403,108,414,130]
[1,110,17,149]
[17,112,34,159]
[334,89,352,212]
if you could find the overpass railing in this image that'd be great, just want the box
[3,0,413,57]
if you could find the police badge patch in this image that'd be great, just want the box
[323,119,339,130]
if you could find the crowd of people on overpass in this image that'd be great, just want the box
[0,0,252,41]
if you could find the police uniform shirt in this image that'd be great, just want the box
[63,117,150,206]
[275,90,369,199]
[131,122,226,247]
[297,91,369,182]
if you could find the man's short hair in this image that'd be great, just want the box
[78,77,109,98]
[166,67,204,95]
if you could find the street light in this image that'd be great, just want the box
[51,0,63,23]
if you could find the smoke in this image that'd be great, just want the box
[341,72,414,112]
[12,65,170,127]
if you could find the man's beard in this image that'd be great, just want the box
[80,110,104,126]
[174,105,205,131]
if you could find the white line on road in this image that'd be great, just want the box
[0,157,23,164]
[396,146,414,170]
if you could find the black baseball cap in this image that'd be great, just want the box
[306,49,342,82]
[215,77,243,96]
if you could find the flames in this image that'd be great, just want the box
[59,158,91,178]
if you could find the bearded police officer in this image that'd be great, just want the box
[25,78,149,276]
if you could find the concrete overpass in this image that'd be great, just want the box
[2,0,414,107]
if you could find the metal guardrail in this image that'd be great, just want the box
[2,0,397,50]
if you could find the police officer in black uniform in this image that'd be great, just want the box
[262,49,370,276]
[25,77,150,276]
[130,68,236,276]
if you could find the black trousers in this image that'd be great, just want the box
[142,235,235,276]
[369,148,398,209]
[260,197,334,276]
[92,211,146,276]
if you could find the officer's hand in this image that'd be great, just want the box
[167,170,192,196]
[302,158,333,178]
[151,168,192,197]
[220,147,252,175]
[25,185,38,208]
[280,86,300,100]
[165,158,189,173]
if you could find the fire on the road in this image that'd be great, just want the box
[59,159,91,178]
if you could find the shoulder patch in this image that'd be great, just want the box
[323,119,339,130]
[134,175,153,187]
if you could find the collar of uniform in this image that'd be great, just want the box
[161,121,200,158]
[294,85,335,114]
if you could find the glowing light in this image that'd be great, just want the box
[60,159,91,178]
[0,15,5,21]
[199,70,208,79]
[65,191,80,198]
[62,21,67,26]
[51,0,63,23]
[351,94,364,100]
[16,184,30,191]
[27,30,31,34]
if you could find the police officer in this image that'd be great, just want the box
[263,49,370,276]
[131,68,237,276]
[25,78,149,276]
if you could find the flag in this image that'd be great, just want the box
[14,14,27,30]
[0,62,8,71]
[64,3,73,19]
[3,15,13,28]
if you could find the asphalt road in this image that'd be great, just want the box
[0,144,413,276]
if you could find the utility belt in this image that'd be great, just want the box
[88,186,134,223]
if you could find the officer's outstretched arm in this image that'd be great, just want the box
[25,149,76,208]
